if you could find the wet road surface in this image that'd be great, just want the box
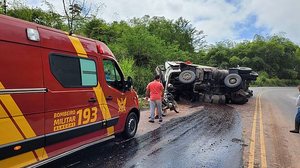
[43,105,243,168]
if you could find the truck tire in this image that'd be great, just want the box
[224,73,242,88]
[237,67,252,74]
[122,112,138,139]
[179,70,196,84]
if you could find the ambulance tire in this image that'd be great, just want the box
[122,112,138,139]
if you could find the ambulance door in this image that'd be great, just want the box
[44,53,105,149]
[100,58,127,132]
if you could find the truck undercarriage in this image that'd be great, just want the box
[156,61,258,104]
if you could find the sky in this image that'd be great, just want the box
[25,0,300,45]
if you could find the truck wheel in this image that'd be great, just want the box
[224,74,242,88]
[122,112,138,139]
[179,70,196,84]
[237,67,252,74]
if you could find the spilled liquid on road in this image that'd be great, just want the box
[44,104,243,168]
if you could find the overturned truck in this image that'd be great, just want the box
[156,61,258,104]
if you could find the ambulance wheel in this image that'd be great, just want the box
[122,112,138,139]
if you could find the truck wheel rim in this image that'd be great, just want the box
[229,78,237,84]
[182,72,192,80]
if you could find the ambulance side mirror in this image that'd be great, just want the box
[125,76,133,91]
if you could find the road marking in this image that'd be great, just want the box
[248,92,268,168]
[259,94,267,168]
[248,93,259,168]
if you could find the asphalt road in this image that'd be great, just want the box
[42,87,300,168]
[43,104,243,168]
[240,87,300,168]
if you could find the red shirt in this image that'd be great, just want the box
[146,80,164,100]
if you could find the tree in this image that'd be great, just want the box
[6,1,66,29]
[206,43,231,67]
[241,57,251,67]
[83,18,130,44]
[83,18,110,42]
[62,0,104,33]
[229,56,241,67]
[173,17,206,52]
[0,0,7,14]
[118,57,135,78]
[130,16,206,53]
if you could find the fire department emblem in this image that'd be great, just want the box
[117,98,127,113]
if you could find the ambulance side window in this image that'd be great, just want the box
[103,59,124,90]
[50,54,97,87]
[80,59,97,86]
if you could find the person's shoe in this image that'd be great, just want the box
[159,119,163,122]
[162,114,166,117]
[148,120,154,123]
[155,115,159,119]
[290,130,299,133]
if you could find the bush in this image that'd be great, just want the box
[119,57,135,78]
[278,69,298,79]
[253,75,300,86]
[138,97,149,110]
[132,66,153,95]
[253,71,268,86]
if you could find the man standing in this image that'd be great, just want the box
[146,75,164,123]
[290,85,300,133]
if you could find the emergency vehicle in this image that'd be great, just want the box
[0,15,140,167]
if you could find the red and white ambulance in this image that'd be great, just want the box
[0,15,140,167]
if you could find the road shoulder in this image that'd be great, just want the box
[136,101,204,137]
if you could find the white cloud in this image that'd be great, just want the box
[98,0,249,43]
[28,0,300,45]
[249,0,300,44]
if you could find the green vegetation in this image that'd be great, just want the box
[138,98,150,110]
[3,1,300,95]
